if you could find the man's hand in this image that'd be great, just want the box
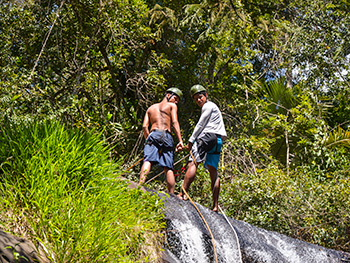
[185,142,193,151]
[176,141,184,152]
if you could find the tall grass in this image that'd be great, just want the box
[0,119,165,262]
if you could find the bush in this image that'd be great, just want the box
[219,165,350,251]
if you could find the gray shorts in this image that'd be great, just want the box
[190,133,222,170]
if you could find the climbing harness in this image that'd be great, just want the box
[182,185,219,263]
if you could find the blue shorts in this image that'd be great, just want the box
[143,130,174,169]
[204,137,222,170]
[190,133,223,170]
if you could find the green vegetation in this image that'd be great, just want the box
[222,167,350,250]
[1,0,350,258]
[0,120,165,262]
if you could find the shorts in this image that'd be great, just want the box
[189,133,223,170]
[143,130,174,169]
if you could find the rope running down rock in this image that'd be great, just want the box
[181,185,219,263]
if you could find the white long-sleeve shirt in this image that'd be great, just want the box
[189,101,227,143]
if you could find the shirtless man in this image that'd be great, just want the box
[139,88,184,193]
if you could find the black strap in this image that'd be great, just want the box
[151,129,171,134]
[210,144,221,155]
[145,140,173,151]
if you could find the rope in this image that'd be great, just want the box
[209,166,243,263]
[174,165,186,177]
[189,149,198,167]
[145,154,189,184]
[119,157,144,177]
[128,130,144,163]
[185,149,242,263]
[218,205,243,263]
[120,152,189,184]
[30,0,66,81]
[181,185,219,263]
[181,184,242,263]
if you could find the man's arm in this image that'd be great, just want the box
[188,103,212,143]
[170,104,184,151]
[142,110,150,139]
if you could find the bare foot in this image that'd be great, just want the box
[212,207,218,213]
[177,193,184,200]
[177,192,187,201]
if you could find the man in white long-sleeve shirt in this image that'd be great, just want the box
[178,84,227,212]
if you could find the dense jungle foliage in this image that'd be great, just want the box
[1,0,350,259]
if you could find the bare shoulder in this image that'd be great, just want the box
[147,103,159,112]
[163,102,178,114]
[169,102,178,110]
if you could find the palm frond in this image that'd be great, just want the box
[325,126,350,148]
[261,77,299,114]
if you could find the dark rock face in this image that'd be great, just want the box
[161,193,350,263]
[0,230,48,263]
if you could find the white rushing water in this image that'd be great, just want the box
[164,196,243,263]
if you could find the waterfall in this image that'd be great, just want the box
[160,193,350,263]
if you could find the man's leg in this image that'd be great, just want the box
[208,164,220,212]
[139,161,151,185]
[164,167,175,194]
[177,161,197,200]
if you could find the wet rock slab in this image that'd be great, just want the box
[161,192,350,263]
